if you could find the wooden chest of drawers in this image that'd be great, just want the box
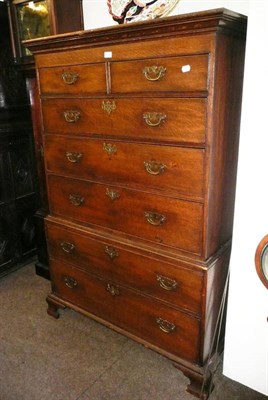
[25,9,247,399]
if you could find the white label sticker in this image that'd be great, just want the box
[181,64,191,73]
[104,51,113,59]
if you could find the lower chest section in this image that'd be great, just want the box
[46,219,205,364]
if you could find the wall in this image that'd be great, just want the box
[82,0,249,30]
[82,0,268,395]
[83,0,116,29]
[223,0,268,396]
[172,0,248,14]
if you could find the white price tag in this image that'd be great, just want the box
[104,51,113,59]
[181,64,191,73]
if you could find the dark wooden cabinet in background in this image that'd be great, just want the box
[5,0,84,279]
[0,2,37,277]
[7,0,84,64]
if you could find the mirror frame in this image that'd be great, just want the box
[255,234,268,289]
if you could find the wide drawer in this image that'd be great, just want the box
[44,135,205,200]
[111,54,209,93]
[39,63,107,95]
[50,258,201,363]
[46,221,204,315]
[41,98,207,145]
[47,175,203,254]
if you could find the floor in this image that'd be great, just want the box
[0,263,267,400]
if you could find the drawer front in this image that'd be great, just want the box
[42,98,206,145]
[39,63,107,94]
[46,221,203,314]
[47,175,203,254]
[44,135,205,200]
[50,258,201,363]
[111,54,209,93]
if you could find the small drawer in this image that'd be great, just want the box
[44,135,205,200]
[39,63,107,95]
[41,97,207,145]
[46,220,204,315]
[111,54,209,93]
[50,258,201,363]
[47,175,203,255]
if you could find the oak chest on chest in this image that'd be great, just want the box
[26,9,247,399]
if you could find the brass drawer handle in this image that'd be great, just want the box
[105,246,119,261]
[66,151,83,163]
[156,317,176,334]
[102,100,116,115]
[143,66,166,81]
[106,283,120,296]
[145,211,166,226]
[156,274,178,291]
[63,110,81,123]
[61,72,79,85]
[144,161,166,176]
[60,241,75,253]
[64,275,78,289]
[143,112,166,127]
[69,194,85,207]
[103,142,117,156]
